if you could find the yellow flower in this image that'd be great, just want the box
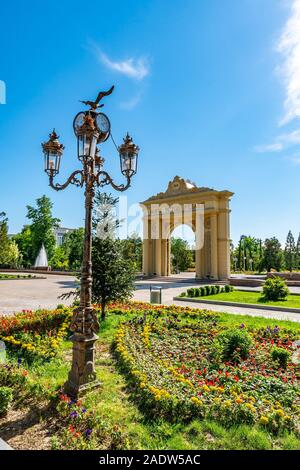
[259,416,269,425]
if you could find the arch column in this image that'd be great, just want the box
[210,214,219,279]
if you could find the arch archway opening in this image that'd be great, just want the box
[170,224,196,277]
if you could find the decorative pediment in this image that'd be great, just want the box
[143,176,217,202]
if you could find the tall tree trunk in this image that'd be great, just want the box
[101,302,106,321]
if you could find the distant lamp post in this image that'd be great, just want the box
[233,257,238,272]
[42,86,139,398]
[249,258,253,272]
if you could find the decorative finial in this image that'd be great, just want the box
[80,85,115,110]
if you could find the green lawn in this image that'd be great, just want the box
[195,290,300,309]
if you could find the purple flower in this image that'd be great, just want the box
[82,408,87,413]
[273,326,280,333]
[17,357,22,367]
[240,323,245,329]
[84,428,92,438]
[69,411,78,419]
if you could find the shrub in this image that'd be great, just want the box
[262,277,289,301]
[179,292,186,297]
[211,286,216,295]
[206,286,212,295]
[215,285,220,294]
[187,288,194,298]
[271,347,290,369]
[224,284,231,293]
[218,328,252,362]
[194,288,200,297]
[0,386,13,415]
[200,287,206,296]
[220,287,225,293]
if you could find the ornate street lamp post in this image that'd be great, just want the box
[42,86,139,397]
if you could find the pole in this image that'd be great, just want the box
[64,159,100,398]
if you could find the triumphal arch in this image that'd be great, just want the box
[140,176,233,280]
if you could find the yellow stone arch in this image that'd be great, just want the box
[140,176,233,280]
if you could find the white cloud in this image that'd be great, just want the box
[254,143,283,153]
[277,0,300,125]
[254,128,300,153]
[91,43,149,80]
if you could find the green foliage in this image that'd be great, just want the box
[62,228,84,270]
[261,237,284,272]
[232,235,263,272]
[51,246,69,270]
[218,328,252,362]
[262,277,289,301]
[120,234,143,272]
[0,386,13,415]
[271,347,291,369]
[92,238,135,320]
[187,288,195,297]
[285,230,296,272]
[0,213,20,267]
[13,226,34,267]
[26,195,60,264]
[171,237,193,273]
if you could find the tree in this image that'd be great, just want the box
[120,234,143,272]
[233,235,263,272]
[295,233,300,271]
[0,212,9,266]
[4,241,20,268]
[93,192,120,238]
[26,195,60,264]
[284,230,296,272]
[51,245,69,270]
[62,228,84,270]
[91,192,135,320]
[0,213,20,268]
[171,237,193,273]
[13,226,34,267]
[92,237,135,320]
[261,237,284,272]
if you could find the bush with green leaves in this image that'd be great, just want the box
[271,347,290,369]
[262,277,289,301]
[206,286,212,295]
[0,386,13,415]
[187,288,194,297]
[218,328,252,362]
[224,284,233,293]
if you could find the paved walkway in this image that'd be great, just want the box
[1,272,300,323]
[0,273,76,314]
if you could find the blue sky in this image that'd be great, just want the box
[1,0,300,246]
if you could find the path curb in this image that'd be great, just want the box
[0,438,12,450]
[173,297,300,314]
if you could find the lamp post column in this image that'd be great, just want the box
[64,160,100,398]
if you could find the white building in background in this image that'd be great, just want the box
[54,227,74,246]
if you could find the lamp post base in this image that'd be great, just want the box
[63,332,100,398]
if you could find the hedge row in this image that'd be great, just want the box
[181,284,234,298]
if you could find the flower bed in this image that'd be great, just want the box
[0,308,72,360]
[114,308,300,435]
